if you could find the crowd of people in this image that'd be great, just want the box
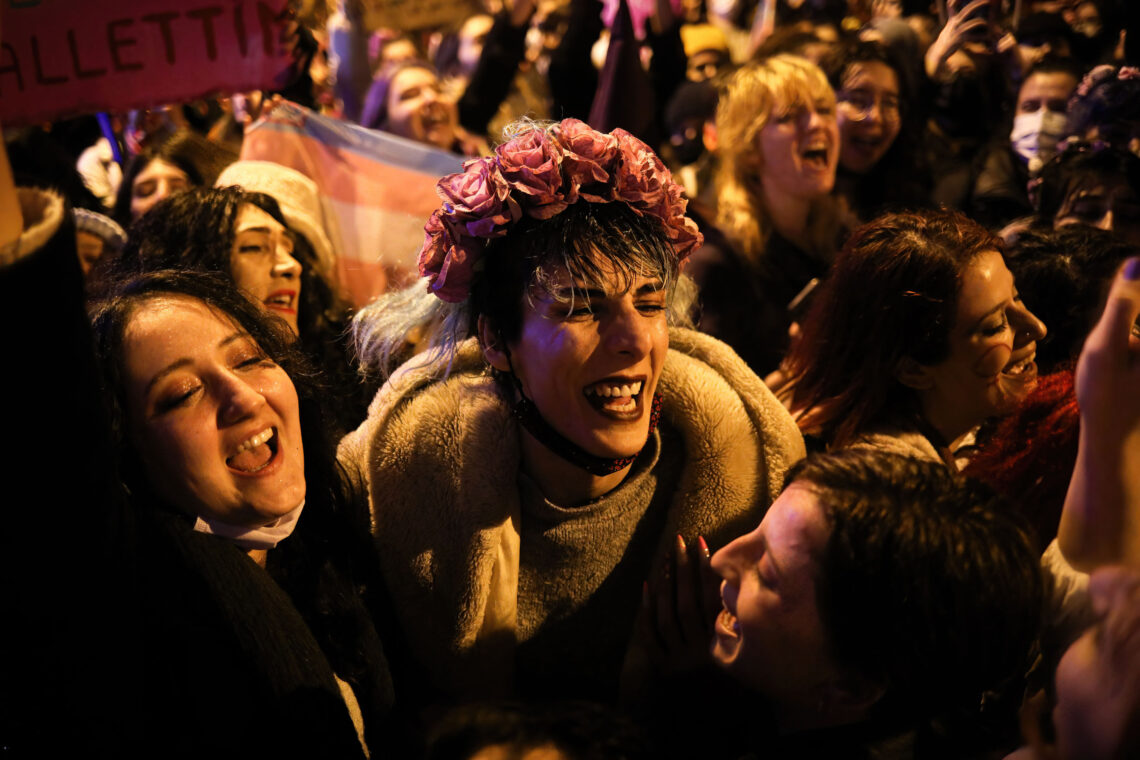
[3,0,1140,757]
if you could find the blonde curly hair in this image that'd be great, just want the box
[715,54,839,260]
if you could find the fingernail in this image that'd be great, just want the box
[698,535,710,558]
[1125,257,1140,281]
[676,534,687,552]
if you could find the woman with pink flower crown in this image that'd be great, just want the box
[341,118,805,708]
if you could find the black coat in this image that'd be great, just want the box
[0,189,395,757]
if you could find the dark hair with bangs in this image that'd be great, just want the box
[1004,225,1137,374]
[786,209,1003,448]
[89,270,391,717]
[1035,145,1140,222]
[90,269,314,502]
[471,199,686,345]
[112,141,206,228]
[113,186,287,281]
[351,165,696,381]
[787,450,1043,726]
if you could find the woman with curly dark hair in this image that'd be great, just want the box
[112,185,369,431]
[821,38,931,221]
[2,175,400,752]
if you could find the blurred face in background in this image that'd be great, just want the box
[1054,173,1140,245]
[76,231,106,277]
[384,66,457,150]
[229,204,303,335]
[1009,71,1076,168]
[457,14,494,77]
[757,96,840,203]
[130,158,191,221]
[836,60,902,174]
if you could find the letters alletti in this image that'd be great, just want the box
[0,1,282,92]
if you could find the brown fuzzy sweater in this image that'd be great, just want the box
[339,327,805,704]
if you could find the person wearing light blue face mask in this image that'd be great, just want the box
[968,57,1082,229]
[1010,60,1080,173]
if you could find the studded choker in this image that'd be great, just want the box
[511,390,664,476]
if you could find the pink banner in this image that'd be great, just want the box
[0,0,295,126]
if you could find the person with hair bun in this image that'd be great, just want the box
[343,118,805,708]
[785,208,1046,468]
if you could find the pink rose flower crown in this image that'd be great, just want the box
[417,119,703,303]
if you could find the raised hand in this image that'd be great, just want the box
[1059,258,1140,570]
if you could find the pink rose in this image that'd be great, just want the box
[436,158,521,238]
[665,214,703,264]
[644,181,684,225]
[418,211,481,303]
[639,179,701,262]
[612,128,669,210]
[495,129,568,220]
[554,118,620,202]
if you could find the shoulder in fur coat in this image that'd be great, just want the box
[338,327,806,702]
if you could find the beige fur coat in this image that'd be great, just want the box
[338,327,805,700]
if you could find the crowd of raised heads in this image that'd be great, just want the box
[5,0,1140,757]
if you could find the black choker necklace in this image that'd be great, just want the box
[510,390,664,476]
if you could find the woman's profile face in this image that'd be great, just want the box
[836,60,901,175]
[496,261,670,460]
[121,295,306,527]
[229,204,303,335]
[130,158,191,221]
[756,94,839,203]
[912,250,1047,437]
[711,483,837,704]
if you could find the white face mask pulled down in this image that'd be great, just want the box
[1011,109,1069,173]
[193,500,306,551]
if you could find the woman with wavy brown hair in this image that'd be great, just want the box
[785,208,1046,469]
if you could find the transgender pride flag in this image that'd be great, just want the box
[241,100,464,308]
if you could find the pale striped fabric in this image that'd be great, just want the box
[241,100,464,308]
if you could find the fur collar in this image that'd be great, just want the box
[1,188,66,268]
[339,327,805,700]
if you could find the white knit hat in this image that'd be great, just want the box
[215,160,338,279]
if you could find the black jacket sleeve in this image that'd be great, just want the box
[458,12,531,137]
